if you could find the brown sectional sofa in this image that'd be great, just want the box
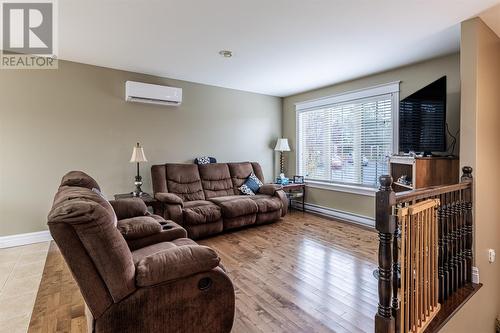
[48,171,235,333]
[152,162,288,239]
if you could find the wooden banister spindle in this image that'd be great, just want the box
[437,193,445,303]
[457,189,465,288]
[461,166,473,283]
[451,191,459,293]
[375,175,396,333]
[459,188,467,286]
[392,222,400,332]
[442,192,450,300]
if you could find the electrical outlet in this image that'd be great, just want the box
[489,249,496,263]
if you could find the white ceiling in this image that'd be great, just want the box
[59,0,500,97]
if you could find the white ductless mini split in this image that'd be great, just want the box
[125,81,182,106]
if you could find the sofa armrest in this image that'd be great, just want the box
[135,245,220,287]
[258,184,283,196]
[275,189,288,216]
[109,198,148,220]
[155,193,184,207]
[117,216,162,240]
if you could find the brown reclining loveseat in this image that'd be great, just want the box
[151,162,288,239]
[47,171,235,333]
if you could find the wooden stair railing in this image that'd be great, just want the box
[375,166,474,333]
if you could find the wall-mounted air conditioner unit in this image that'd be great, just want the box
[125,81,182,106]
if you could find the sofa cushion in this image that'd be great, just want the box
[132,238,197,264]
[165,164,205,201]
[248,195,282,213]
[250,162,265,184]
[109,198,148,220]
[48,184,136,303]
[223,214,256,229]
[155,192,184,206]
[117,216,163,240]
[135,244,220,287]
[60,170,100,191]
[258,184,282,196]
[184,221,224,240]
[255,210,282,224]
[207,195,241,203]
[198,163,234,199]
[210,197,258,218]
[227,162,255,193]
[183,200,222,225]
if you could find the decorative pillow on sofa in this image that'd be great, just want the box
[238,184,256,196]
[248,172,263,188]
[238,172,263,195]
[194,156,217,165]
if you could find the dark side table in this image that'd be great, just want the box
[279,183,306,212]
[114,192,161,214]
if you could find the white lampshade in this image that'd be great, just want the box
[130,143,148,163]
[274,138,291,152]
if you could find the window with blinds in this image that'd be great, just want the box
[296,83,399,189]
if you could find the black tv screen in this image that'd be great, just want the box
[399,76,446,153]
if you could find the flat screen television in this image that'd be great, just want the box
[399,76,447,153]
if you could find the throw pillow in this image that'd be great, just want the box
[238,184,255,196]
[196,156,211,165]
[194,156,217,165]
[248,172,263,187]
[243,172,263,193]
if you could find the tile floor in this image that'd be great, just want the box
[0,242,50,333]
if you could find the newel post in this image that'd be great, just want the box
[460,166,473,283]
[375,175,396,333]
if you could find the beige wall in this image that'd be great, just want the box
[0,60,282,236]
[441,17,500,333]
[282,53,461,219]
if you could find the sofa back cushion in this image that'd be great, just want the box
[165,164,205,201]
[151,164,168,194]
[47,172,137,316]
[60,170,100,191]
[250,162,265,184]
[198,163,234,199]
[228,162,264,195]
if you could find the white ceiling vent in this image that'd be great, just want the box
[125,81,182,106]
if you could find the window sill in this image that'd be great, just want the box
[305,180,377,197]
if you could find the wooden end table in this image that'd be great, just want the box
[279,183,306,212]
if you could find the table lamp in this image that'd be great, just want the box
[274,138,291,175]
[130,142,148,197]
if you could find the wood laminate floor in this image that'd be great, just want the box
[28,211,379,333]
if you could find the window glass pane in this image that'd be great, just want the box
[297,93,394,188]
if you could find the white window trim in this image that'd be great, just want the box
[295,81,400,196]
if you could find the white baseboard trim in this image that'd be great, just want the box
[292,201,375,227]
[0,230,52,249]
[472,266,480,284]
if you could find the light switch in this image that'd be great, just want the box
[489,249,496,263]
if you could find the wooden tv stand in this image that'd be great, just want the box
[389,156,459,192]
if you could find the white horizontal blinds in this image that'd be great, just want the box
[297,94,394,188]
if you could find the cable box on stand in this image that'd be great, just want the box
[389,156,459,192]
